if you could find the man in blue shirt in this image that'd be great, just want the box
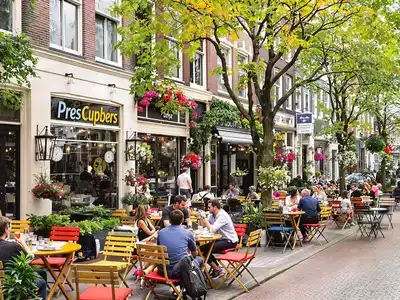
[298,189,321,239]
[157,209,202,278]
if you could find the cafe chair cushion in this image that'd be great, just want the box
[267,226,293,232]
[145,271,181,284]
[216,252,255,263]
[79,287,132,300]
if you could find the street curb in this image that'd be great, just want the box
[229,228,357,299]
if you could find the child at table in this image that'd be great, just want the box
[338,191,354,225]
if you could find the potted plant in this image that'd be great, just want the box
[365,135,386,153]
[31,172,65,214]
[242,204,265,234]
[2,252,42,300]
[181,152,202,170]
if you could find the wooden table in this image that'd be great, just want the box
[150,215,162,226]
[33,242,81,300]
[282,211,305,249]
[195,233,222,289]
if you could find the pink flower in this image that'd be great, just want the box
[137,106,144,113]
[192,111,198,119]
[191,101,198,109]
[144,90,158,98]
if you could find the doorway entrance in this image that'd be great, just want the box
[0,125,20,219]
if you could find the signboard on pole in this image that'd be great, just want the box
[296,113,313,134]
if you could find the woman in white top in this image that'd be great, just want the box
[312,185,327,202]
[285,188,300,208]
[338,190,354,224]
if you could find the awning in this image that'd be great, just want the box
[214,126,253,145]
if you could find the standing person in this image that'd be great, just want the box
[197,200,238,279]
[160,195,192,229]
[136,204,156,242]
[0,216,47,300]
[177,167,193,201]
[157,210,202,278]
[297,189,321,239]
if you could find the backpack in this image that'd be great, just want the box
[179,255,208,300]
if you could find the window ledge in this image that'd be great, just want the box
[95,57,123,69]
[49,45,82,58]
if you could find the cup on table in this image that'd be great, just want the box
[158,211,162,216]
[38,236,44,246]
[44,238,50,245]
[31,235,38,246]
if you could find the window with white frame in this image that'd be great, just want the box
[95,0,120,65]
[165,35,182,80]
[284,75,293,110]
[190,41,205,86]
[318,91,323,118]
[274,68,282,106]
[0,0,12,32]
[217,46,232,93]
[286,49,293,62]
[304,88,310,112]
[286,132,294,147]
[238,53,248,98]
[50,0,80,53]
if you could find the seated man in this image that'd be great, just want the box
[298,189,321,239]
[160,195,192,230]
[157,210,202,278]
[225,183,240,199]
[198,200,238,279]
[0,216,47,300]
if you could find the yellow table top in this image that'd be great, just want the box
[34,242,81,256]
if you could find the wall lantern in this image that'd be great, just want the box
[35,125,56,161]
[125,131,141,161]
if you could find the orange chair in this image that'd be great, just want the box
[72,265,132,300]
[218,223,247,254]
[216,229,262,293]
[31,226,80,295]
[328,200,350,229]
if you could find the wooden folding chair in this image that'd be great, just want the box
[89,231,136,287]
[0,261,4,300]
[136,243,183,300]
[217,223,247,254]
[72,264,133,300]
[304,208,331,245]
[264,213,293,253]
[216,229,262,293]
[30,226,80,296]
[112,210,128,217]
[120,216,136,227]
[10,220,30,233]
[378,199,395,229]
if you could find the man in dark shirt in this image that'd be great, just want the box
[160,195,192,229]
[298,189,321,239]
[0,216,47,300]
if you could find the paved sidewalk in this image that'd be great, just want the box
[54,223,357,299]
[236,212,399,300]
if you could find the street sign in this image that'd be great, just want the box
[296,113,313,134]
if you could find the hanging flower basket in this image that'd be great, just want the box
[181,152,202,170]
[136,84,198,116]
[314,152,324,161]
[365,135,386,153]
[31,172,65,200]
[124,169,150,188]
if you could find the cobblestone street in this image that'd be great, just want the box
[237,214,400,300]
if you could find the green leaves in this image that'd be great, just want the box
[3,252,41,300]
[0,32,37,110]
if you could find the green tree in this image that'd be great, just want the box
[0,33,37,110]
[307,11,400,192]
[113,0,388,206]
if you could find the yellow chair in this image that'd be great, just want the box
[111,209,128,218]
[0,261,4,300]
[237,196,246,202]
[120,216,136,227]
[190,215,198,223]
[89,232,136,287]
[10,220,30,233]
[72,265,132,300]
[320,206,332,221]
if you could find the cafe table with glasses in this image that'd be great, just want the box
[278,209,305,249]
[31,241,81,300]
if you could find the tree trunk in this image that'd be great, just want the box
[339,163,346,194]
[380,157,387,191]
[259,117,275,208]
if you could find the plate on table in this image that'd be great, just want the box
[199,233,214,238]
[37,245,61,251]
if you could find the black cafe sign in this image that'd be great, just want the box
[51,98,119,126]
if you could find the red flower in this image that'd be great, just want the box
[163,94,172,102]
[189,121,197,128]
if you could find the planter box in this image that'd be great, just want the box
[77,230,108,261]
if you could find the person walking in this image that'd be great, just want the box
[177,167,193,201]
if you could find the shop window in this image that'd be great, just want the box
[50,0,80,53]
[190,41,205,87]
[217,46,232,93]
[95,0,120,65]
[50,125,118,208]
[138,134,185,196]
[0,0,12,32]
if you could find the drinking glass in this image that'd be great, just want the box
[38,236,44,246]
[31,235,38,246]
[44,238,50,245]
[15,232,21,239]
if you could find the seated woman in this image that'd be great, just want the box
[246,186,260,205]
[312,185,327,203]
[285,188,300,209]
[338,191,354,225]
[136,204,157,242]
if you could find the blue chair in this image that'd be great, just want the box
[264,213,294,253]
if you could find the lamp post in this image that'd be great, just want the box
[125,131,142,168]
[35,125,56,161]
